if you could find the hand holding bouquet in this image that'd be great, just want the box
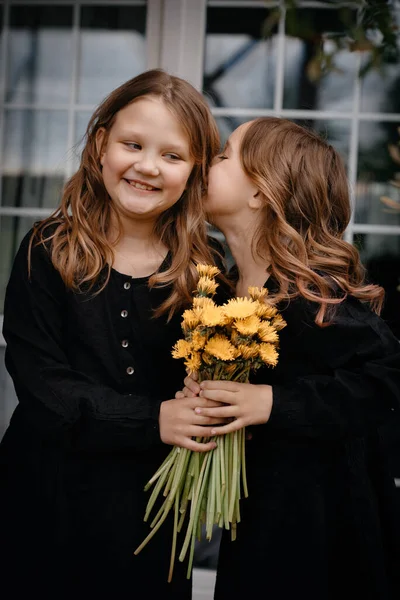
[134,264,286,581]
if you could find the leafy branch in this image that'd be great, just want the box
[263,0,399,81]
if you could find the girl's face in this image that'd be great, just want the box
[205,122,259,226]
[98,95,194,225]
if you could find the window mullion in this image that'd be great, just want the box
[65,2,81,181]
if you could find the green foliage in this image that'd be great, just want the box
[262,0,399,81]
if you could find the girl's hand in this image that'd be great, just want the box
[175,372,200,399]
[194,381,273,435]
[159,394,229,452]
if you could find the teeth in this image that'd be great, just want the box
[128,180,156,191]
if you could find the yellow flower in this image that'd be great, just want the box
[272,314,287,331]
[196,276,218,297]
[222,363,240,376]
[234,315,261,336]
[248,286,268,301]
[223,297,258,320]
[200,305,225,327]
[182,309,201,331]
[258,343,279,366]
[258,323,279,344]
[256,303,278,319]
[184,352,202,373]
[172,339,192,359]
[202,352,215,366]
[196,264,221,279]
[235,343,259,360]
[193,296,216,309]
[205,334,236,361]
[191,330,207,351]
[230,330,240,346]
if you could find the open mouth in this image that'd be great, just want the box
[124,179,160,192]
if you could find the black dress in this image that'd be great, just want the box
[0,230,198,599]
[214,276,400,600]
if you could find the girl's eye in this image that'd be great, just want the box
[218,154,228,160]
[125,142,141,150]
[165,153,181,160]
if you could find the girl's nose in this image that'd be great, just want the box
[134,155,160,177]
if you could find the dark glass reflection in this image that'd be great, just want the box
[78,5,147,104]
[7,5,73,104]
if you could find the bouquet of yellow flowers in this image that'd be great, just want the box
[134,264,286,581]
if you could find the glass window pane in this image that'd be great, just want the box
[215,115,251,146]
[0,215,37,311]
[7,5,73,104]
[2,175,65,210]
[355,232,400,338]
[204,7,276,109]
[0,6,3,84]
[78,5,147,105]
[283,8,358,111]
[359,9,400,114]
[355,121,400,225]
[72,111,92,171]
[2,109,68,193]
[295,118,350,169]
[0,348,18,441]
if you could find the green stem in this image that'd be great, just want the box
[186,531,196,580]
[206,452,216,539]
[228,430,239,522]
[167,492,180,583]
[134,503,172,555]
[241,426,249,498]
[179,448,213,562]
[215,441,222,523]
[144,447,177,491]
[144,459,173,522]
[223,434,230,529]
[163,449,180,497]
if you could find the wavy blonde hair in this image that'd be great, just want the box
[239,117,384,326]
[30,69,221,318]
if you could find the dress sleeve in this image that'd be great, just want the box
[268,300,400,441]
[2,231,163,452]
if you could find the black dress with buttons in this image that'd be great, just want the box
[0,229,204,599]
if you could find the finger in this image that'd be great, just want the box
[200,380,240,392]
[194,397,226,409]
[210,420,244,436]
[199,389,235,404]
[183,375,201,395]
[189,425,221,439]
[182,386,198,398]
[175,391,185,399]
[184,438,217,453]
[193,415,231,426]
[194,406,237,419]
[185,370,199,382]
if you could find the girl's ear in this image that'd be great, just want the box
[96,128,106,166]
[249,189,263,210]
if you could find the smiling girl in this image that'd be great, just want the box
[0,69,227,600]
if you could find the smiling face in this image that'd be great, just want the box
[205,122,260,229]
[97,95,194,227]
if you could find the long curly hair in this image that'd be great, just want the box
[30,69,221,318]
[239,117,384,326]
